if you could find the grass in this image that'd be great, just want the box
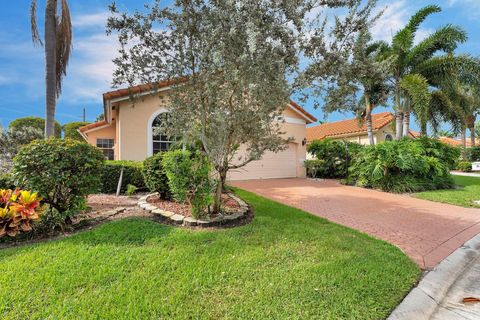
[415,175,480,208]
[0,189,419,320]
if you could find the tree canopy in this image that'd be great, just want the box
[9,116,62,138]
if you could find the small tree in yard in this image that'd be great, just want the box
[108,0,377,213]
[107,0,304,213]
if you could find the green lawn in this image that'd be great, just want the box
[0,189,419,320]
[415,175,480,208]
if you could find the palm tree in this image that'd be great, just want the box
[386,5,467,139]
[31,0,72,137]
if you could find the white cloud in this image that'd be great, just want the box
[371,0,433,44]
[73,11,110,29]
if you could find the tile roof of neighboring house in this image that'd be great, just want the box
[102,80,317,124]
[78,120,109,133]
[439,136,472,147]
[306,112,394,141]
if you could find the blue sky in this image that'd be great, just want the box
[0,0,479,130]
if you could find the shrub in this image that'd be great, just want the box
[9,116,62,138]
[349,138,454,193]
[457,161,472,172]
[100,161,145,194]
[414,137,461,170]
[467,146,480,162]
[0,173,15,190]
[63,122,90,141]
[307,139,363,178]
[12,138,105,220]
[0,189,43,238]
[126,184,138,196]
[142,153,171,199]
[162,150,212,218]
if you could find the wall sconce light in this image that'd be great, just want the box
[302,138,307,146]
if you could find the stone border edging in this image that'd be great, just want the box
[388,233,480,320]
[137,193,249,227]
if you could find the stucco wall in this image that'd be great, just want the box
[83,122,117,158]
[111,94,308,177]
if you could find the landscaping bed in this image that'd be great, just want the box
[0,189,419,319]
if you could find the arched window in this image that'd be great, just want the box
[152,112,174,154]
[385,134,393,141]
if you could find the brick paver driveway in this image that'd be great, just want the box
[231,178,480,269]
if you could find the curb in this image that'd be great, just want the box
[388,233,480,320]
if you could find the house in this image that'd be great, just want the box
[78,81,317,181]
[306,112,398,144]
[306,112,470,148]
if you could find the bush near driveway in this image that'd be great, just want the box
[142,153,171,199]
[467,146,480,162]
[12,138,105,220]
[0,189,420,319]
[349,138,454,193]
[101,161,145,194]
[306,138,363,178]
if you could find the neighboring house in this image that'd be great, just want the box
[78,81,317,181]
[409,131,472,147]
[306,112,397,145]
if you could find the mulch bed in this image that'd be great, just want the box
[148,193,240,218]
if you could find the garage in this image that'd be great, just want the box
[227,143,299,181]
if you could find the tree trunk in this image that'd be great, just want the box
[44,0,57,138]
[471,127,476,147]
[395,111,403,140]
[420,122,427,136]
[402,110,410,137]
[395,84,403,140]
[213,169,227,214]
[364,95,374,145]
[461,127,467,160]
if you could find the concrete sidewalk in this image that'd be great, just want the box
[389,233,480,320]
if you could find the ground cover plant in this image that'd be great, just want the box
[0,190,419,319]
[348,138,455,193]
[415,175,480,207]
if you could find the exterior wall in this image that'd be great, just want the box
[86,93,309,179]
[83,122,117,158]
[116,94,170,161]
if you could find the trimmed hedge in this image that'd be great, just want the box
[457,161,472,172]
[142,153,171,199]
[100,161,145,194]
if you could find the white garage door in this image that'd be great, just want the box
[227,143,298,181]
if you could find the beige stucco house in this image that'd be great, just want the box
[79,81,317,181]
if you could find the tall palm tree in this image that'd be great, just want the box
[352,32,391,145]
[387,5,467,139]
[31,0,72,137]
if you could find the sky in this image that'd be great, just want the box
[0,0,479,130]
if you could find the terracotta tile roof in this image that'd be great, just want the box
[103,79,317,124]
[306,112,394,141]
[78,120,109,133]
[439,136,471,147]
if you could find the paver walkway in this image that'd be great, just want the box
[231,178,480,269]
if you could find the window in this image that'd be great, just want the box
[97,138,114,160]
[152,113,175,154]
[385,134,393,141]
